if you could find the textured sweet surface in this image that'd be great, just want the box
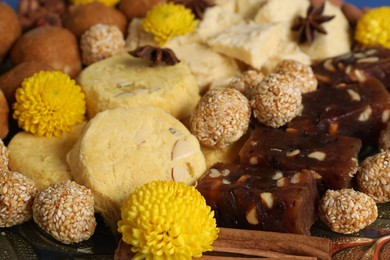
[7,123,84,190]
[77,53,201,119]
[67,107,206,232]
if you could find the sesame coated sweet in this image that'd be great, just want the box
[273,60,317,94]
[357,151,390,203]
[190,88,251,149]
[229,70,264,99]
[32,181,96,244]
[318,189,378,234]
[0,171,39,227]
[251,72,302,128]
[0,139,8,171]
[80,23,125,66]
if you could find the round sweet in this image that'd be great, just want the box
[32,180,96,244]
[10,26,81,77]
[67,107,206,232]
[8,123,85,190]
[0,3,21,63]
[190,88,251,149]
[357,151,390,203]
[229,70,264,99]
[63,2,127,38]
[80,24,125,65]
[119,0,166,20]
[273,59,317,93]
[0,90,9,139]
[318,189,378,234]
[0,170,39,227]
[77,52,200,120]
[251,72,302,128]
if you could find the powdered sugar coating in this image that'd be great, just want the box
[0,171,39,227]
[229,70,264,99]
[251,72,302,128]
[32,180,96,244]
[274,60,317,94]
[318,189,378,234]
[80,23,125,65]
[190,88,251,149]
[357,151,390,203]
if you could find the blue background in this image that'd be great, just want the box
[1,0,389,10]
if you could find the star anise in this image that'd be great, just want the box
[168,0,215,20]
[291,3,335,44]
[129,45,181,67]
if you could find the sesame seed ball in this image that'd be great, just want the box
[0,170,39,227]
[357,151,390,203]
[251,72,302,128]
[0,139,8,171]
[80,23,125,66]
[32,181,96,244]
[190,88,251,149]
[229,70,264,99]
[273,60,317,94]
[318,189,378,234]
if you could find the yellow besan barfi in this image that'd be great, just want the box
[7,123,85,190]
[66,107,206,232]
[77,53,201,119]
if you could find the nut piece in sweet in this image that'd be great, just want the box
[318,189,378,234]
[251,72,302,128]
[0,171,39,227]
[32,181,96,244]
[273,60,317,94]
[357,151,390,203]
[229,70,264,99]
[190,88,251,149]
[80,24,125,65]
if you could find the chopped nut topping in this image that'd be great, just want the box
[308,151,326,161]
[209,168,221,178]
[358,106,372,122]
[171,139,195,161]
[260,192,274,209]
[286,149,300,157]
[272,171,284,180]
[356,56,380,63]
[246,206,259,225]
[347,89,361,102]
[290,173,301,184]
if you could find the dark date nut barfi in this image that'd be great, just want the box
[196,163,319,235]
[312,47,390,90]
[239,126,361,190]
[287,78,390,150]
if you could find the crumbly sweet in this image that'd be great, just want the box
[190,88,251,149]
[67,107,206,232]
[229,70,264,99]
[0,138,9,171]
[32,180,96,244]
[0,170,39,227]
[77,53,200,120]
[251,72,302,128]
[80,24,125,65]
[8,123,85,190]
[357,151,390,203]
[273,60,317,93]
[318,189,378,234]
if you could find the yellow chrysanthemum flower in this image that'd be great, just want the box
[355,7,390,49]
[13,71,86,138]
[70,0,119,7]
[142,2,198,45]
[118,181,219,260]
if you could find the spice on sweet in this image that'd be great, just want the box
[355,7,390,49]
[117,181,219,259]
[141,2,198,45]
[13,71,86,137]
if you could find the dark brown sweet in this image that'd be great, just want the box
[0,90,9,139]
[239,126,361,190]
[63,2,127,39]
[119,0,166,20]
[312,47,390,90]
[10,26,81,77]
[0,3,22,63]
[196,163,319,235]
[288,78,390,150]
